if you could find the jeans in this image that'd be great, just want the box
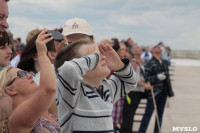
[120,91,144,133]
[139,90,167,133]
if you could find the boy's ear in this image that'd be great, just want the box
[47,51,57,61]
[5,86,17,96]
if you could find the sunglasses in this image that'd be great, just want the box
[7,70,29,87]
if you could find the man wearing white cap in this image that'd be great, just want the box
[62,18,95,45]
[139,43,174,133]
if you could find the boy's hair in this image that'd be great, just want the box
[7,31,14,46]
[0,31,9,47]
[54,38,92,73]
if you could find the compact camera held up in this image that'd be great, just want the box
[47,30,64,42]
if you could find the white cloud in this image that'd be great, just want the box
[8,17,58,42]
[107,4,200,50]
[7,0,200,50]
[105,25,116,30]
[111,15,139,26]
[168,27,200,50]
[10,0,71,7]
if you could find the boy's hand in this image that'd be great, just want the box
[99,42,124,71]
[85,43,100,56]
[101,39,112,46]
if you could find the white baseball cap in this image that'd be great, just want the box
[149,43,159,51]
[62,18,93,36]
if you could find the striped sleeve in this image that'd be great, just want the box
[108,58,137,103]
[56,53,99,107]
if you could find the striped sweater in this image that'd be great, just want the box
[56,53,137,133]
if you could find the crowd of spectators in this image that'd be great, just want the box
[0,0,173,132]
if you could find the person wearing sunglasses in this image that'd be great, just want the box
[0,29,57,133]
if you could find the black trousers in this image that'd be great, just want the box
[120,91,144,133]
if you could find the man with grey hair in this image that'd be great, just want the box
[62,18,95,45]
[121,44,153,133]
[0,0,9,38]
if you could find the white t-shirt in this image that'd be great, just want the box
[33,64,55,85]
[10,55,21,68]
[140,52,152,63]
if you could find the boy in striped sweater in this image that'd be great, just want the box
[54,39,137,133]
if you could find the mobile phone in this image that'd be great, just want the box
[47,30,64,41]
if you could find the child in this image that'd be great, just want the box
[54,39,137,132]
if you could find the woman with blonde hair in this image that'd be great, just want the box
[0,29,58,133]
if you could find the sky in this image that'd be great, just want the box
[7,0,200,50]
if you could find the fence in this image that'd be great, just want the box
[171,50,200,59]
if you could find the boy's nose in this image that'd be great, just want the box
[6,46,12,54]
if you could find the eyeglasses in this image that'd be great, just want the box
[7,70,29,86]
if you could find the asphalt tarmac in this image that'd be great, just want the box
[133,65,200,133]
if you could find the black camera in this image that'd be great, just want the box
[47,30,64,41]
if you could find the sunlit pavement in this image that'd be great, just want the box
[160,65,200,133]
[133,60,200,133]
